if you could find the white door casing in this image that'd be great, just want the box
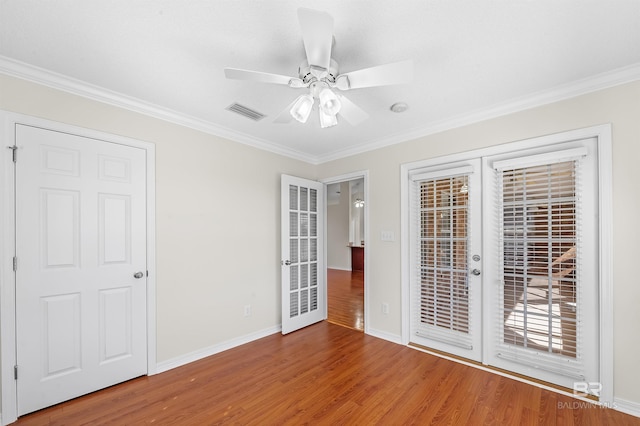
[281,174,325,334]
[12,123,150,416]
[408,159,483,361]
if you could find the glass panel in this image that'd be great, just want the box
[309,213,317,237]
[310,263,317,287]
[418,175,469,333]
[310,189,317,212]
[290,265,299,291]
[290,292,298,318]
[501,161,577,358]
[301,264,308,288]
[300,187,308,211]
[310,238,317,262]
[289,185,298,210]
[289,212,298,237]
[300,239,308,262]
[300,289,309,314]
[290,239,298,264]
[310,287,318,311]
[300,213,308,237]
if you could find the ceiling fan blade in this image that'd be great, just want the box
[224,68,304,87]
[273,96,303,124]
[297,8,334,76]
[335,60,414,90]
[337,94,369,126]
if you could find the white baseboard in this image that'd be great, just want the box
[327,266,352,271]
[155,325,281,374]
[366,327,403,345]
[614,397,640,418]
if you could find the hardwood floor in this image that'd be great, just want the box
[327,268,364,331]
[16,322,639,425]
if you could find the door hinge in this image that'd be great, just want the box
[12,256,17,272]
[7,145,17,163]
[14,365,18,380]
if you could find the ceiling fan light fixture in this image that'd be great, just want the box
[290,94,314,123]
[319,87,341,116]
[319,108,338,128]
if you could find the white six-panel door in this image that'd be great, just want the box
[15,124,148,415]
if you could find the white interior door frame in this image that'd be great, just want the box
[0,111,157,425]
[320,170,369,335]
[400,124,613,404]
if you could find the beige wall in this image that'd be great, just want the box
[317,80,640,404]
[1,73,639,405]
[0,74,315,362]
[327,182,351,270]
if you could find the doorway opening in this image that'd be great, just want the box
[325,176,367,332]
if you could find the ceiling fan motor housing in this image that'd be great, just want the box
[298,59,339,86]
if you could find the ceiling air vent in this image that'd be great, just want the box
[226,103,266,121]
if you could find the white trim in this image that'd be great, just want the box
[410,165,475,182]
[614,398,640,419]
[0,56,317,165]
[327,266,352,272]
[0,111,157,425]
[156,325,281,374]
[367,328,403,345]
[0,112,16,426]
[491,146,588,171]
[315,63,640,164]
[407,344,622,412]
[400,124,613,403]
[2,55,639,166]
[596,125,614,405]
[320,170,370,335]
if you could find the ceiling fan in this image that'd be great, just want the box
[224,8,413,128]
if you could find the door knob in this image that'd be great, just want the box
[471,269,481,276]
[133,271,144,279]
[282,260,292,266]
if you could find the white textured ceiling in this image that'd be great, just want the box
[1,1,639,163]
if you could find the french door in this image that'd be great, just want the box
[281,175,325,334]
[408,159,482,361]
[408,137,600,391]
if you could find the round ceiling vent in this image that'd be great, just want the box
[390,102,409,113]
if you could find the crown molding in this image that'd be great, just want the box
[2,55,639,166]
[0,55,317,164]
[315,62,640,164]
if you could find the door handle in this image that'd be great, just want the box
[471,269,481,276]
[133,271,144,279]
[282,260,292,266]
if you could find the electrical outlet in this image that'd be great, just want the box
[382,303,389,315]
[244,305,251,317]
[381,231,395,242]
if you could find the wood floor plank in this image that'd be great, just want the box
[15,322,640,425]
[327,268,364,331]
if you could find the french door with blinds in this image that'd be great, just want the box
[408,137,600,391]
[409,159,482,361]
[281,175,325,334]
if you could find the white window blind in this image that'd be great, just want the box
[288,184,319,318]
[495,155,586,379]
[411,174,473,349]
